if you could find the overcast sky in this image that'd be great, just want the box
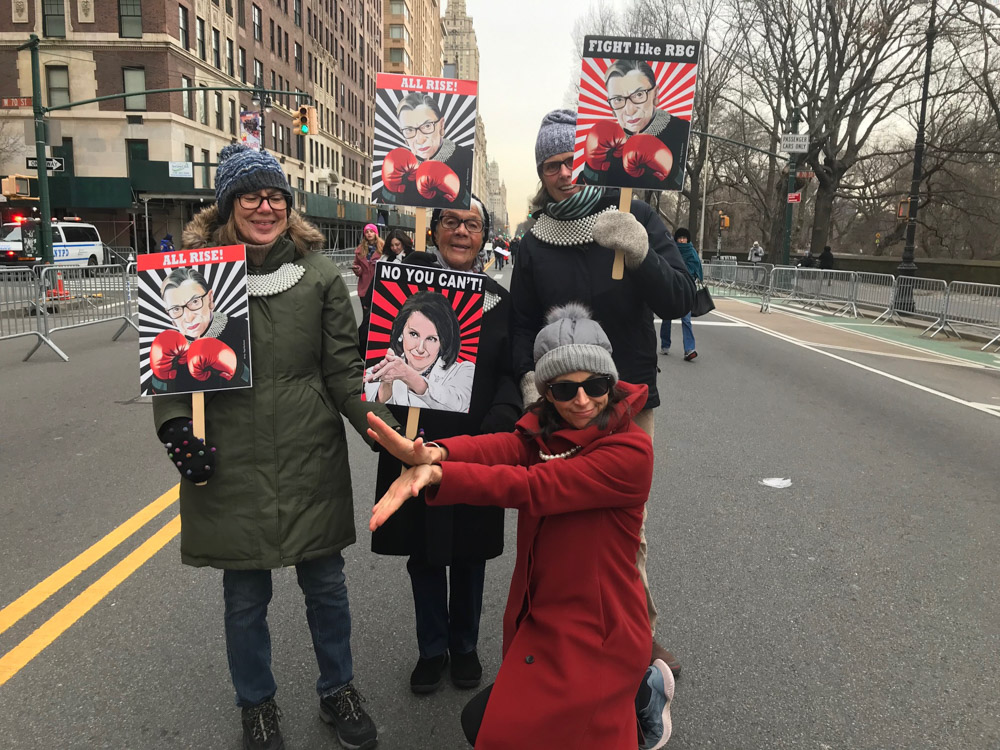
[449,0,591,230]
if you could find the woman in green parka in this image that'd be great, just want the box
[152,143,393,750]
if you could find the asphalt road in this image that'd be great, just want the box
[2,266,999,749]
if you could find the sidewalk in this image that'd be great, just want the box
[714,298,1000,370]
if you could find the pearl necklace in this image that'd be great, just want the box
[483,290,500,313]
[530,206,617,247]
[247,263,306,297]
[538,445,581,462]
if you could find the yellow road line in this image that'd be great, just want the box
[0,514,181,687]
[0,485,179,636]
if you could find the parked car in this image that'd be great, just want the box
[0,217,105,268]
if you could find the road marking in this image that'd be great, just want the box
[713,309,1000,419]
[0,515,181,686]
[0,486,179,636]
[809,343,989,369]
[653,319,746,327]
[493,273,504,280]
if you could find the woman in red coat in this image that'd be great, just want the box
[367,303,675,749]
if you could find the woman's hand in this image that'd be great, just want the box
[366,412,447,465]
[363,349,428,394]
[370,464,443,531]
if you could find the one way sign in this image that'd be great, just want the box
[26,156,65,172]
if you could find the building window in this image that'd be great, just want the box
[185,144,194,164]
[119,0,142,37]
[198,86,208,125]
[181,75,192,118]
[238,47,246,83]
[45,66,70,108]
[293,0,301,26]
[225,0,232,15]
[388,24,408,42]
[228,99,237,135]
[178,6,189,48]
[201,149,211,188]
[53,137,75,175]
[388,48,410,67]
[126,139,149,176]
[294,42,302,73]
[212,28,221,68]
[237,0,245,27]
[123,68,147,110]
[226,39,234,77]
[389,0,408,19]
[196,18,206,59]
[43,0,66,38]
[252,5,262,41]
[215,92,223,130]
[253,59,263,87]
[269,19,275,51]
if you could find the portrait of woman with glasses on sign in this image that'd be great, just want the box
[148,266,250,394]
[579,59,690,191]
[374,91,474,209]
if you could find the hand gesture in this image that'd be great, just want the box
[370,464,442,531]
[366,413,446,465]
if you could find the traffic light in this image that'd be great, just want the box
[305,105,318,135]
[293,105,310,135]
[1,174,31,198]
[718,211,730,230]
[897,199,909,220]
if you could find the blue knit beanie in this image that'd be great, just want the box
[535,109,577,171]
[214,143,292,221]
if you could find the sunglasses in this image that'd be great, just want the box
[546,376,613,402]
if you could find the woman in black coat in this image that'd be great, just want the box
[371,199,522,696]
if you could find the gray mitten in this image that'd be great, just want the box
[520,372,541,407]
[592,210,649,269]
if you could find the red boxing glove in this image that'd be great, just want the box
[622,134,674,182]
[150,330,190,381]
[585,120,628,172]
[381,148,419,193]
[415,160,461,203]
[187,337,238,381]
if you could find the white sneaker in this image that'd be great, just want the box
[638,658,675,749]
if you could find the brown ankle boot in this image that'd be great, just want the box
[651,639,681,679]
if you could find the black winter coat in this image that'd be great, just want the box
[371,272,521,565]
[511,193,695,409]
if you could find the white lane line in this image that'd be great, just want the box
[968,402,1000,413]
[809,344,989,369]
[712,308,1000,419]
[767,304,823,317]
[493,273,504,279]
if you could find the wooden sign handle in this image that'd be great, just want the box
[612,189,632,280]
[405,406,420,439]
[191,392,208,486]
[415,210,427,253]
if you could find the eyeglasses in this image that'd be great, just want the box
[546,376,613,402]
[165,291,209,319]
[439,215,484,233]
[400,119,440,139]
[237,192,288,210]
[607,87,655,110]
[541,157,574,177]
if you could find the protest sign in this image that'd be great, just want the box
[371,73,478,210]
[362,261,483,414]
[573,35,700,192]
[138,245,252,398]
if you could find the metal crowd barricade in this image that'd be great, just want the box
[0,267,68,361]
[855,273,896,321]
[886,276,953,336]
[320,250,358,291]
[938,281,1000,350]
[23,265,139,361]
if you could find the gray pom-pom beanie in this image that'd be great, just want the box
[214,143,292,221]
[534,109,578,171]
[533,303,618,391]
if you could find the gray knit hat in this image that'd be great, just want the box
[533,303,618,391]
[214,143,292,221]
[535,109,577,170]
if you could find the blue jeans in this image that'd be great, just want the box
[407,555,486,659]
[223,553,353,707]
[661,313,695,353]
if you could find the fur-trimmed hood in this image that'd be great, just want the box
[181,205,325,254]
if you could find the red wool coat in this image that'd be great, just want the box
[429,382,654,750]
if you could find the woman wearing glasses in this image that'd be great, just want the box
[366,304,674,750]
[149,266,250,394]
[376,92,473,208]
[581,60,689,191]
[152,143,395,750]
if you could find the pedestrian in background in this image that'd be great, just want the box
[510,108,695,679]
[353,223,384,318]
[748,240,764,264]
[370,196,522,697]
[383,228,414,263]
[661,226,702,361]
[366,304,674,750]
[153,143,396,750]
[159,233,174,253]
[818,245,835,270]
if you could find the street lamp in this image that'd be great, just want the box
[250,79,273,151]
[899,0,937,277]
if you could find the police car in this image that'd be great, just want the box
[0,216,106,268]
